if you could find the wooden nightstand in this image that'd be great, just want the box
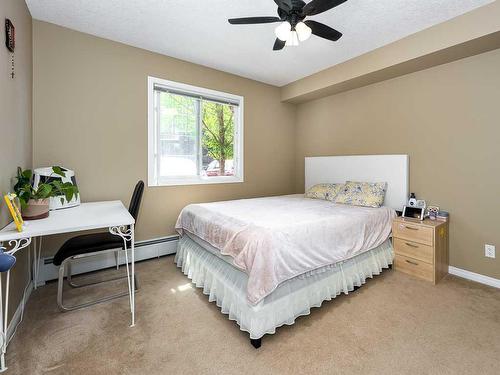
[392,217,449,284]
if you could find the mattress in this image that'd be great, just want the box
[176,194,396,304]
[175,235,394,339]
[186,231,237,266]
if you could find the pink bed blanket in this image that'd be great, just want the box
[175,194,395,305]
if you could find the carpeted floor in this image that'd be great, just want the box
[6,256,500,375]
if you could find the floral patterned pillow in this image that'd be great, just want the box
[305,183,345,201]
[334,181,388,208]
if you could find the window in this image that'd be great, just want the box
[148,77,244,186]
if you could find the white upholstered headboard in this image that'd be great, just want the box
[305,155,409,210]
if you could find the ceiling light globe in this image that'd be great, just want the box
[295,22,312,42]
[285,31,299,47]
[275,21,291,42]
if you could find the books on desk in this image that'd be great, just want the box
[3,194,24,232]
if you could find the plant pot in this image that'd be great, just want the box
[22,199,50,220]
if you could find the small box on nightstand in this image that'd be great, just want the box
[392,217,449,284]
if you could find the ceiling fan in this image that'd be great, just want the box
[228,0,347,51]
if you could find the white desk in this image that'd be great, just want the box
[0,201,136,372]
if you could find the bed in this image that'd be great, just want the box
[175,155,409,348]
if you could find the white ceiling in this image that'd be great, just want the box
[26,0,494,86]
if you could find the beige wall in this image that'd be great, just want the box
[0,0,32,320]
[33,21,296,253]
[295,48,500,279]
[282,1,500,103]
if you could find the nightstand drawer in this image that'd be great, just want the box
[394,254,434,282]
[392,222,433,246]
[394,238,434,264]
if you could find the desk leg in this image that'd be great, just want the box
[36,237,42,288]
[109,226,135,327]
[32,237,37,290]
[130,224,135,327]
[32,237,42,290]
[0,237,31,373]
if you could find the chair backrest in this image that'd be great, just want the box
[128,181,145,221]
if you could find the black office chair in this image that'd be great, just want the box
[54,181,145,311]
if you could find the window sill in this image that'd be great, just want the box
[149,176,244,187]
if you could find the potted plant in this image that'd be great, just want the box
[14,166,79,220]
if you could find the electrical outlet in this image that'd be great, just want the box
[485,244,496,259]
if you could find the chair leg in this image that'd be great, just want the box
[67,261,75,287]
[57,257,138,312]
[67,267,132,288]
[57,262,66,309]
[67,250,130,288]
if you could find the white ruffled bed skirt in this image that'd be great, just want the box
[175,236,394,339]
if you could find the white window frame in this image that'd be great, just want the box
[147,76,244,187]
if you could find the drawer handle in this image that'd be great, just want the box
[405,259,419,266]
[405,242,419,248]
[404,226,419,231]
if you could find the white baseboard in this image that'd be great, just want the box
[448,266,500,289]
[7,280,33,345]
[38,236,179,285]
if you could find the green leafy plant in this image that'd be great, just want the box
[14,167,79,209]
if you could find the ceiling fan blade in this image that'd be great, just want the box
[305,20,342,41]
[273,38,286,51]
[301,0,347,16]
[274,0,294,12]
[277,7,288,19]
[228,17,281,25]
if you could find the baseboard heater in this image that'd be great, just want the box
[38,235,180,285]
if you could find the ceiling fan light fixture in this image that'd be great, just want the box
[295,22,312,42]
[285,30,299,47]
[228,0,346,51]
[275,21,291,41]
